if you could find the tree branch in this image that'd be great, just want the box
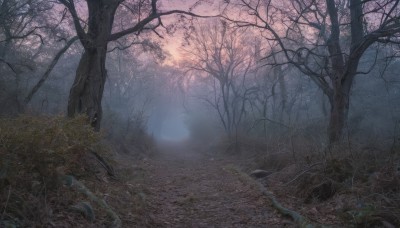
[109,10,216,41]
[24,36,79,104]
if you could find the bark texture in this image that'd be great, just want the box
[68,48,108,130]
[65,0,117,130]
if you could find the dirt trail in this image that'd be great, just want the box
[144,142,289,227]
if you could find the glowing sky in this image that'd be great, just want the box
[160,0,221,64]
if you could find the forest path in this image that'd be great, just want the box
[144,141,288,227]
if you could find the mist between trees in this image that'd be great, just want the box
[1,0,400,226]
[1,0,399,149]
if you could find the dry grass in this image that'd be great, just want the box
[213,130,400,227]
[0,115,151,227]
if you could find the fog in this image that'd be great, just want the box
[1,0,400,227]
[148,100,189,141]
[158,111,189,141]
[1,16,400,149]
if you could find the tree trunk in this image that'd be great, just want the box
[325,0,369,145]
[326,0,347,145]
[67,47,107,130]
[278,73,287,123]
[66,1,117,130]
[328,89,349,144]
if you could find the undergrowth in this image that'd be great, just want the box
[102,111,156,158]
[0,115,149,227]
[213,133,400,227]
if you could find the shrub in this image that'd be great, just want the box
[0,115,112,226]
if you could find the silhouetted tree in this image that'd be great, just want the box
[57,0,207,130]
[223,0,400,144]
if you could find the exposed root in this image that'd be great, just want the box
[256,179,314,228]
[226,166,323,228]
[60,175,121,227]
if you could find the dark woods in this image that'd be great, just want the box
[0,0,400,227]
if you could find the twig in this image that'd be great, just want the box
[90,149,116,177]
[284,162,323,186]
[43,177,48,215]
[1,185,12,219]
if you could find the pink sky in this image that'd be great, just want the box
[160,0,221,64]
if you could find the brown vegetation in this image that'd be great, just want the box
[0,115,150,227]
[219,134,400,227]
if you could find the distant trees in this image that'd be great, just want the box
[101,48,172,150]
[2,0,399,147]
[0,0,51,58]
[223,0,400,144]
[183,20,258,138]
[0,0,55,114]
[24,36,79,104]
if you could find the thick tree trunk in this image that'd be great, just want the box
[67,47,107,130]
[66,0,117,130]
[328,89,349,144]
[326,0,348,145]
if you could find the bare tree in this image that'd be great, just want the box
[0,0,53,58]
[0,0,55,114]
[183,20,257,140]
[222,0,400,144]
[56,0,210,130]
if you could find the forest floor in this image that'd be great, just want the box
[141,141,294,227]
[2,117,397,227]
